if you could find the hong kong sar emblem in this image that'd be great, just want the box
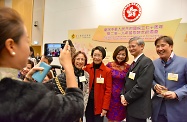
[122,3,142,22]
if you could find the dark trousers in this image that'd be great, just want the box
[85,98,104,122]
[156,101,168,122]
[126,113,146,122]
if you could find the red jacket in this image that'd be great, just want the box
[84,62,112,115]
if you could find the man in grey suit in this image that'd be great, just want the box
[121,37,154,122]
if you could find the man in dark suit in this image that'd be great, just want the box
[121,37,154,122]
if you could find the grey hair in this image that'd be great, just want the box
[129,37,145,46]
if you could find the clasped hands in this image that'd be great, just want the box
[154,84,177,99]
[121,95,128,106]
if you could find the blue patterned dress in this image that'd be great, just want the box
[106,62,130,121]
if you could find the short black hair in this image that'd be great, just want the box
[27,59,34,68]
[91,46,106,59]
[155,36,173,46]
[45,56,53,64]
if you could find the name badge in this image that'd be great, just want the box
[96,77,104,84]
[79,76,86,82]
[128,72,135,80]
[168,73,178,81]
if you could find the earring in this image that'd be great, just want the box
[12,52,16,55]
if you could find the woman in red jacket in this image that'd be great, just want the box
[84,46,112,122]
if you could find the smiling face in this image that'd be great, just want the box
[21,63,32,76]
[25,63,32,72]
[155,39,173,61]
[92,50,103,64]
[116,50,126,63]
[74,53,86,70]
[128,40,144,58]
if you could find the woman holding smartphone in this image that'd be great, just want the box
[0,7,83,122]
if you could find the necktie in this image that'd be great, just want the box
[130,61,135,70]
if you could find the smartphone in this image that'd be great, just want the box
[44,43,65,57]
[32,62,51,83]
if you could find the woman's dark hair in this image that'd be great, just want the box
[70,47,76,58]
[63,39,76,57]
[0,7,24,53]
[72,51,87,66]
[30,46,35,58]
[43,56,53,65]
[91,46,106,59]
[113,45,129,63]
[63,39,74,47]
[27,59,34,68]
[155,36,173,46]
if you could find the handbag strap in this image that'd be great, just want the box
[55,77,65,95]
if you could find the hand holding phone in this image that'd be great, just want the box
[58,41,72,69]
[32,62,51,83]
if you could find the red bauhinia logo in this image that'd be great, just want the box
[122,3,142,22]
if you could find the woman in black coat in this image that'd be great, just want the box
[0,7,84,122]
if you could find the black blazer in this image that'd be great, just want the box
[123,54,154,119]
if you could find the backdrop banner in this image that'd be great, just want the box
[68,19,187,64]
[92,19,182,42]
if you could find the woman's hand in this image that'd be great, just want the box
[24,63,44,82]
[100,109,107,117]
[59,41,78,88]
[59,41,72,69]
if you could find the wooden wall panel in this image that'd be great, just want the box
[0,0,5,7]
[31,45,41,56]
[12,0,33,44]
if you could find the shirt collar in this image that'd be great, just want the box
[134,53,143,62]
[161,52,174,63]
[161,52,175,66]
[170,52,174,59]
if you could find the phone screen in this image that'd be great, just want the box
[44,43,65,57]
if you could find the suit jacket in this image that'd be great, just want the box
[84,62,112,115]
[122,54,154,119]
[152,55,187,122]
